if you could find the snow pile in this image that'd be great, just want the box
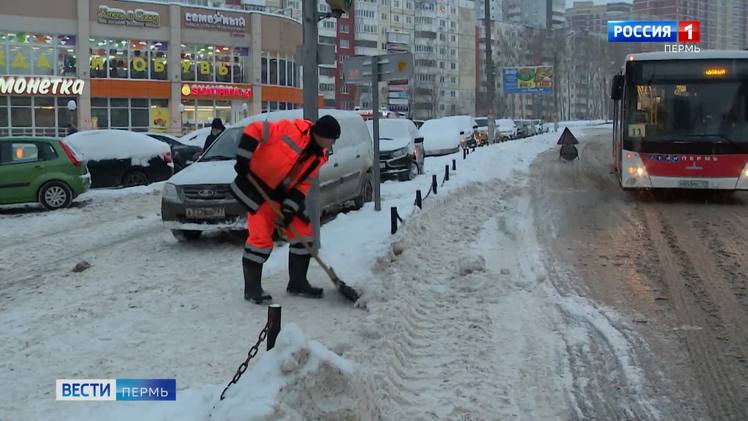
[65,130,169,167]
[213,323,378,421]
[78,323,379,421]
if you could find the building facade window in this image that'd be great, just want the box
[260,52,297,87]
[340,39,349,49]
[90,98,168,132]
[181,99,231,131]
[0,96,77,136]
[90,39,169,80]
[1,33,77,77]
[179,44,249,83]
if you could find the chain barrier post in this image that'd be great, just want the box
[444,165,449,182]
[431,175,438,195]
[219,321,269,401]
[391,206,398,234]
[415,190,422,209]
[452,159,456,171]
[267,304,281,351]
[463,148,467,160]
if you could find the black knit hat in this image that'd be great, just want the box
[313,115,341,139]
[211,118,225,129]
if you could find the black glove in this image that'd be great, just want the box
[277,203,295,228]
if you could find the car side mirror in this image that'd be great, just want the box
[611,74,624,101]
[414,137,424,144]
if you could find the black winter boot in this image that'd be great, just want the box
[287,253,323,298]
[243,258,272,304]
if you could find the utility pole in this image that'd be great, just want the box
[484,0,496,142]
[302,0,321,250]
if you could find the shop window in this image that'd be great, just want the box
[108,39,129,79]
[10,97,32,136]
[181,44,195,81]
[0,98,8,137]
[261,56,268,84]
[150,42,167,80]
[279,59,287,86]
[269,58,278,85]
[34,97,55,134]
[215,46,231,83]
[58,35,77,76]
[8,45,31,75]
[233,47,250,83]
[130,40,149,79]
[195,45,213,82]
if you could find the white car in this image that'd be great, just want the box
[420,118,462,156]
[440,115,479,147]
[180,127,212,148]
[495,119,518,140]
[367,119,424,181]
[64,130,173,188]
[161,109,374,240]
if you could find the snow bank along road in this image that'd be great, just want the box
[2,123,728,420]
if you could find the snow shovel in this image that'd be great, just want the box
[244,173,361,303]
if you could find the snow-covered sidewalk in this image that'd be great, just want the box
[1,123,659,420]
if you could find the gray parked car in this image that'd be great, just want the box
[161,109,374,241]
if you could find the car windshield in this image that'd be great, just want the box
[199,127,243,161]
[625,60,748,143]
[475,118,488,127]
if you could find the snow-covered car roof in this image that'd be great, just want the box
[233,108,366,128]
[366,119,421,152]
[441,115,478,133]
[145,132,186,145]
[64,130,169,163]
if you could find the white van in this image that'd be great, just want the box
[161,109,374,240]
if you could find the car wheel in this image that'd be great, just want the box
[171,229,202,241]
[401,161,419,181]
[122,170,149,187]
[353,174,373,210]
[38,181,73,210]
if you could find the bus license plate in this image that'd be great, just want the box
[186,207,226,219]
[678,180,709,189]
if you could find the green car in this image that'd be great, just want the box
[0,137,91,210]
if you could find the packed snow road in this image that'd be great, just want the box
[531,127,748,420]
[2,123,727,420]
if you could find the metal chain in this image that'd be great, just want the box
[219,322,270,401]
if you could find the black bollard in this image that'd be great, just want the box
[415,190,422,209]
[444,165,450,181]
[463,148,467,160]
[432,174,438,195]
[391,207,398,234]
[452,159,456,171]
[267,305,281,351]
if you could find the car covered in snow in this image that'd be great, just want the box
[0,136,91,210]
[64,130,173,188]
[161,109,374,241]
[441,115,479,148]
[145,132,202,173]
[495,119,518,141]
[366,119,424,181]
[419,118,462,156]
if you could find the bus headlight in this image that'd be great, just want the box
[622,151,651,187]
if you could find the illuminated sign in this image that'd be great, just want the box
[608,20,700,43]
[97,5,160,27]
[0,76,84,96]
[184,11,246,32]
[704,67,727,77]
[181,83,252,99]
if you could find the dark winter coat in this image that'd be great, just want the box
[203,129,224,151]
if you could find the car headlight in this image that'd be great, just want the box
[392,147,408,158]
[163,183,179,200]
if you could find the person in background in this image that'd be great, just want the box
[203,118,225,151]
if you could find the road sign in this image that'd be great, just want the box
[341,53,413,85]
[295,43,336,66]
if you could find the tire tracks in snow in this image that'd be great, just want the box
[353,178,662,420]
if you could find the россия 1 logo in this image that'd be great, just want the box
[608,20,700,52]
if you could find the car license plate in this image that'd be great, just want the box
[678,179,709,189]
[186,207,226,219]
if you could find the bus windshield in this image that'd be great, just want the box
[624,60,748,147]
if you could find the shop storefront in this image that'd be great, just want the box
[0,0,308,136]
